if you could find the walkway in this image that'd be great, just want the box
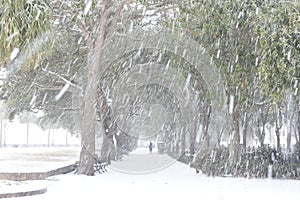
[2,147,300,199]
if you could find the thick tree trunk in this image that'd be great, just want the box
[77,0,112,175]
[100,135,114,164]
[77,66,97,175]
[98,87,117,164]
[229,102,240,164]
[77,40,105,176]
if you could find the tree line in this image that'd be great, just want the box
[0,0,299,176]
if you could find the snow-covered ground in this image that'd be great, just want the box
[2,147,300,200]
[0,147,80,173]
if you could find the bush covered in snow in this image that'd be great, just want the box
[177,146,300,179]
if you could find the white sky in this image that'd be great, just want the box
[1,119,79,146]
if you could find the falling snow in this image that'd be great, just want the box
[0,1,300,199]
[9,48,19,61]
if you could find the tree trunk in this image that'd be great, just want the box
[175,132,180,155]
[229,102,240,164]
[2,122,5,146]
[179,127,186,157]
[287,129,291,152]
[275,128,280,149]
[98,87,117,164]
[0,119,2,148]
[216,126,224,147]
[52,130,55,146]
[65,131,69,146]
[189,130,196,155]
[202,104,211,149]
[297,100,300,142]
[255,105,269,148]
[259,127,265,148]
[285,97,293,151]
[100,135,114,164]
[77,48,103,175]
[26,122,29,146]
[275,107,283,149]
[77,50,100,175]
[77,0,111,175]
[48,129,50,147]
[242,112,248,150]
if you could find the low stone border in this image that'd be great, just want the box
[0,164,77,181]
[0,163,77,198]
[0,172,47,181]
[0,188,47,198]
[47,164,77,177]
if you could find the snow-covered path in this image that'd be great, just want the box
[8,148,300,200]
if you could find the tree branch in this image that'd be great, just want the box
[42,68,82,91]
[107,0,134,38]
[78,20,94,47]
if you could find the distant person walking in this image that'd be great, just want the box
[149,142,153,153]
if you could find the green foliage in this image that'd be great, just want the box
[0,0,51,67]
[178,0,259,107]
[1,30,87,131]
[178,0,300,107]
[255,1,300,103]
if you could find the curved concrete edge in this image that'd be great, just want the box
[0,187,47,198]
[0,164,77,198]
[0,164,77,181]
[0,173,47,181]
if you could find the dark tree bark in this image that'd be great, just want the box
[275,108,283,149]
[258,125,266,148]
[242,112,249,150]
[229,102,240,163]
[179,127,186,157]
[275,129,280,149]
[202,103,211,149]
[285,100,293,151]
[189,129,196,155]
[98,86,117,164]
[254,105,270,148]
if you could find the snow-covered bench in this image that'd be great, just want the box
[93,155,108,174]
[75,155,108,174]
